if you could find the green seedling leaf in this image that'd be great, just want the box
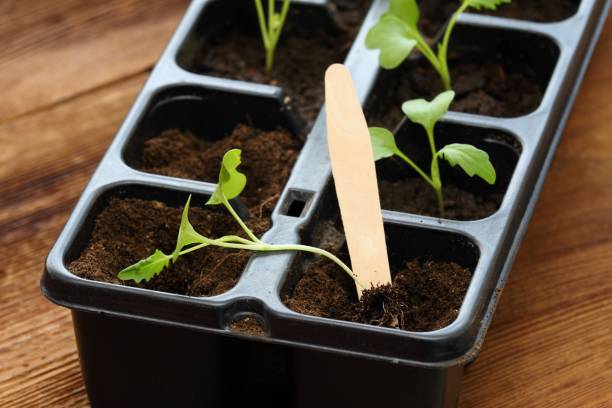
[464,0,511,11]
[438,143,496,184]
[369,127,399,161]
[270,12,282,31]
[401,90,455,130]
[118,249,171,283]
[365,15,418,69]
[173,195,205,261]
[387,0,420,29]
[206,149,247,206]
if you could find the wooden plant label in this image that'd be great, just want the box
[325,63,392,297]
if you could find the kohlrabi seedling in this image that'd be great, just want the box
[118,149,363,288]
[369,90,496,217]
[255,0,291,73]
[366,0,511,90]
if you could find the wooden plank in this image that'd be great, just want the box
[0,0,188,122]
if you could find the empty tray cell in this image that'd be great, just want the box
[365,24,560,122]
[66,184,262,297]
[176,0,373,126]
[122,85,303,219]
[376,121,521,220]
[281,183,480,332]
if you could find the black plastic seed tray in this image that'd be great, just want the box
[42,0,611,407]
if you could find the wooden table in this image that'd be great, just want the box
[1,1,610,406]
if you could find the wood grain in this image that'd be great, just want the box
[0,0,189,122]
[0,1,610,407]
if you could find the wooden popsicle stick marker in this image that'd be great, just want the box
[325,64,392,298]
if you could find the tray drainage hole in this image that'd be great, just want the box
[281,189,314,218]
[286,200,306,217]
[227,314,267,337]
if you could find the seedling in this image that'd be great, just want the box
[365,0,511,90]
[118,149,364,289]
[369,90,496,217]
[255,0,291,73]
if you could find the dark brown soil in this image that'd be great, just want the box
[228,316,267,336]
[69,198,270,296]
[378,174,502,220]
[481,0,579,22]
[284,222,472,332]
[138,124,300,216]
[182,0,372,127]
[417,0,579,36]
[365,48,543,126]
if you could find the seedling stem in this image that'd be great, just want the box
[255,0,291,73]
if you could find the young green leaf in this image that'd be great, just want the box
[365,15,418,69]
[465,0,511,11]
[206,149,247,206]
[438,143,496,184]
[270,12,282,31]
[369,127,399,161]
[401,90,455,131]
[386,0,420,29]
[118,249,171,283]
[173,195,205,261]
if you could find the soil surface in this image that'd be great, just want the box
[480,0,579,22]
[138,124,300,216]
[228,316,267,336]
[69,198,270,296]
[181,0,372,127]
[417,0,579,36]
[366,47,543,126]
[284,222,472,332]
[379,176,501,220]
